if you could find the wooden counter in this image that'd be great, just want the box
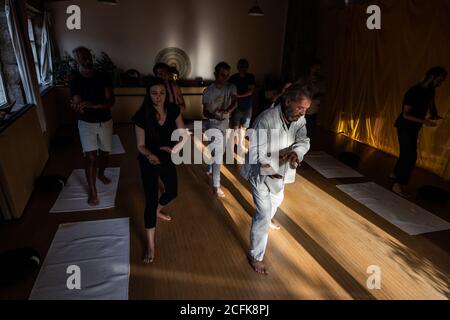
[0,105,48,219]
[114,86,206,122]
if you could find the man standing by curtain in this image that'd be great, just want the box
[392,66,447,197]
[70,46,115,206]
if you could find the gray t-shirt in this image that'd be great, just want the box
[202,83,237,118]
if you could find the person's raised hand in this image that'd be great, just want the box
[80,101,95,109]
[147,153,160,165]
[214,110,225,121]
[424,118,437,127]
[69,100,78,111]
[281,151,300,169]
[160,146,173,154]
[70,100,87,114]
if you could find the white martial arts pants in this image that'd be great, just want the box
[249,175,285,261]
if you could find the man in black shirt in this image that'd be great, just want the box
[392,66,447,197]
[229,59,256,152]
[70,46,115,206]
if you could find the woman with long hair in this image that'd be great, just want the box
[132,77,187,263]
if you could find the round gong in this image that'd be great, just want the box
[155,47,192,79]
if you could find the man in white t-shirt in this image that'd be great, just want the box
[203,62,237,197]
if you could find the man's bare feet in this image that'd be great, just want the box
[392,183,411,198]
[88,191,99,206]
[270,219,281,230]
[213,187,226,198]
[98,175,111,185]
[143,248,154,264]
[247,254,268,275]
[237,146,248,154]
[144,229,155,264]
[157,212,172,221]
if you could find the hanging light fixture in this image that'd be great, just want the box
[98,0,118,5]
[248,0,264,17]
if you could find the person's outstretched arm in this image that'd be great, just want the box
[403,105,437,126]
[290,122,311,164]
[160,115,190,155]
[135,126,160,165]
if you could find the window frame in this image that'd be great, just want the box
[0,64,8,109]
[27,18,41,85]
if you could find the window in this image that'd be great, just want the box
[0,71,7,108]
[0,1,32,110]
[27,18,41,84]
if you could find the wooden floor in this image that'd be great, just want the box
[0,124,449,300]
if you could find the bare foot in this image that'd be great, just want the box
[392,183,411,198]
[98,175,111,185]
[213,187,226,198]
[88,192,99,206]
[157,212,172,222]
[238,146,248,154]
[143,249,154,264]
[247,254,268,275]
[270,219,281,230]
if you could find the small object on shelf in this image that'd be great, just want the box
[122,69,141,86]
[0,100,16,115]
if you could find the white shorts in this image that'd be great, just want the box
[78,119,113,153]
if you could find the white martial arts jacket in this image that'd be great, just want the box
[241,104,310,191]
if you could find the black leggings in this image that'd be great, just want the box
[393,126,419,186]
[139,157,178,229]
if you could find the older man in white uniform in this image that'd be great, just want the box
[241,83,312,275]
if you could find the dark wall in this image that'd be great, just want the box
[281,0,320,83]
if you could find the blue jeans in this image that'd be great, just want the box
[231,107,252,129]
[206,119,228,188]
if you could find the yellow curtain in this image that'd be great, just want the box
[318,0,450,180]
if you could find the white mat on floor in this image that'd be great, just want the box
[111,135,125,155]
[337,182,450,235]
[304,151,363,178]
[50,168,120,213]
[29,218,130,300]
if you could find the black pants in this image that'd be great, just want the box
[393,126,419,186]
[139,157,178,229]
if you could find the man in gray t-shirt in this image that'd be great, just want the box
[203,62,237,197]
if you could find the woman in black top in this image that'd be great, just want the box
[132,77,186,263]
